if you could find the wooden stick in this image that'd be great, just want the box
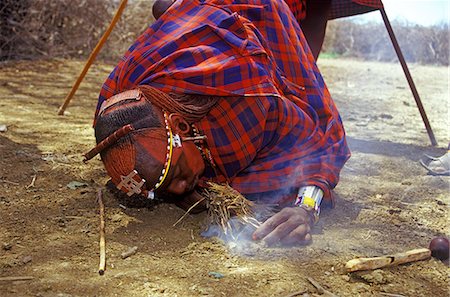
[307,277,338,297]
[0,276,34,282]
[98,189,106,275]
[0,179,19,185]
[57,0,128,115]
[345,248,431,273]
[26,174,36,189]
[380,7,437,146]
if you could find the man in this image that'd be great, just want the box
[85,0,350,246]
[285,0,383,60]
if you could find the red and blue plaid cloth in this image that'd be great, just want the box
[97,0,350,205]
[330,0,383,19]
[285,0,383,21]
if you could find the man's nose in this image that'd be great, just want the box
[168,180,188,195]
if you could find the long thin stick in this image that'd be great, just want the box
[98,189,106,275]
[380,7,437,146]
[0,179,19,185]
[57,0,128,115]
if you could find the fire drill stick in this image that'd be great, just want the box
[98,189,106,275]
[345,248,431,273]
[57,0,128,115]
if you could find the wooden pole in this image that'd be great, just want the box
[57,0,128,115]
[98,189,106,275]
[380,7,437,146]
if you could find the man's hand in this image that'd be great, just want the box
[252,207,313,246]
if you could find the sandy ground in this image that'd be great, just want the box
[0,57,448,297]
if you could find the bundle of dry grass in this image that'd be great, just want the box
[202,182,262,240]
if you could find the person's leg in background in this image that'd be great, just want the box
[299,0,332,60]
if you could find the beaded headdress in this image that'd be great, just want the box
[84,89,181,199]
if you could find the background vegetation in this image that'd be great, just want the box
[1,0,448,65]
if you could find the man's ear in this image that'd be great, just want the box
[168,113,190,135]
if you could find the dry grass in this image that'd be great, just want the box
[202,182,262,240]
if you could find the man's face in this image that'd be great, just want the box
[137,139,205,197]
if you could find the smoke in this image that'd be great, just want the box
[201,203,277,256]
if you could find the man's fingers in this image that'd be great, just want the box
[279,224,312,246]
[252,211,289,240]
[260,219,298,246]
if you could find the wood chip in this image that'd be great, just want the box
[121,246,138,259]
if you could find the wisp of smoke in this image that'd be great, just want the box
[200,182,276,255]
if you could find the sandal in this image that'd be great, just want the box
[420,151,450,176]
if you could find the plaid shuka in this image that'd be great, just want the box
[97,0,350,205]
[330,0,383,19]
[285,0,383,21]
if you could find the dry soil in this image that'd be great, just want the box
[0,57,449,297]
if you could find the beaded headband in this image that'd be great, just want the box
[84,89,182,199]
[143,112,182,198]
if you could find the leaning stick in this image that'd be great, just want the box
[345,248,431,273]
[98,189,106,275]
[380,7,437,146]
[57,0,128,115]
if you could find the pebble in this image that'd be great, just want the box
[208,271,224,279]
[22,255,33,264]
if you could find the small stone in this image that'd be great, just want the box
[2,243,12,251]
[208,271,224,279]
[22,255,33,264]
[0,124,7,132]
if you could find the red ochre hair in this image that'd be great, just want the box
[102,129,167,195]
[88,85,218,197]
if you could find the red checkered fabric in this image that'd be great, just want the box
[96,0,350,205]
[330,0,383,19]
[284,0,383,21]
[284,0,307,21]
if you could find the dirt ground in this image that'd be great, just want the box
[0,57,448,297]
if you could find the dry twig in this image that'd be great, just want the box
[172,197,206,227]
[0,179,19,185]
[0,276,34,282]
[307,277,338,297]
[97,189,106,275]
[26,175,36,189]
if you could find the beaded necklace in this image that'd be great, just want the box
[190,124,221,179]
